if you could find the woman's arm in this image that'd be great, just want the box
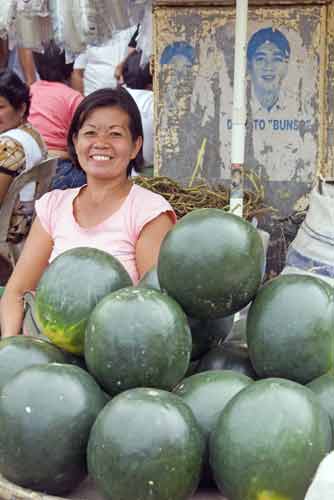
[70,68,84,94]
[135,212,174,279]
[0,217,53,337]
[17,48,37,86]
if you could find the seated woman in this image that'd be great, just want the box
[0,69,47,243]
[0,87,176,337]
[29,41,85,190]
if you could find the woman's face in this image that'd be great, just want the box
[74,106,142,180]
[0,96,25,134]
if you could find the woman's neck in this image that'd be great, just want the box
[73,176,133,228]
[83,176,133,205]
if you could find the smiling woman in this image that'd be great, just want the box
[73,106,142,181]
[0,87,176,338]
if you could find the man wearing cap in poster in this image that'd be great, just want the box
[247,27,291,112]
[245,26,317,183]
[159,41,196,135]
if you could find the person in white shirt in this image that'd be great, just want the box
[121,50,153,167]
[71,25,138,96]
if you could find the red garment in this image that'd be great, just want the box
[29,80,83,151]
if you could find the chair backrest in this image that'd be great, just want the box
[0,157,57,242]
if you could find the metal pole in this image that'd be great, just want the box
[230,0,248,218]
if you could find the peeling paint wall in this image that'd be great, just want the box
[154,5,329,216]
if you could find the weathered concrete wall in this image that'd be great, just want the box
[154,4,330,217]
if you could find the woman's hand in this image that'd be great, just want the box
[0,217,53,337]
[135,212,174,280]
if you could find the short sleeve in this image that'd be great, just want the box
[131,187,177,240]
[68,92,84,122]
[35,191,57,235]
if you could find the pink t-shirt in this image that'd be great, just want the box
[29,80,83,151]
[35,184,177,284]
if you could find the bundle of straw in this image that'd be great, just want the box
[134,171,270,221]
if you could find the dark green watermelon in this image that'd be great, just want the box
[174,370,252,482]
[210,378,332,500]
[87,388,204,500]
[34,247,132,355]
[247,274,334,383]
[0,363,106,495]
[197,343,257,379]
[0,336,66,391]
[85,287,191,396]
[137,269,234,360]
[158,209,264,319]
[308,373,334,435]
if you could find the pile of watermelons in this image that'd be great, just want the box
[0,208,333,500]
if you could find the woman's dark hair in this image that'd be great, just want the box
[68,87,144,176]
[33,41,73,82]
[0,68,31,118]
[123,50,152,90]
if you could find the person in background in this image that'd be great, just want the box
[0,69,47,242]
[1,36,39,86]
[0,87,176,337]
[113,24,140,86]
[71,25,139,96]
[0,37,38,86]
[29,41,85,190]
[121,50,153,167]
[9,47,38,86]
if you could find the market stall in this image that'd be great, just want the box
[0,3,333,500]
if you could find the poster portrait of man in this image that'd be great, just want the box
[159,41,196,155]
[247,27,291,112]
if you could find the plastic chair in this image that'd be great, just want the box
[0,157,57,272]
